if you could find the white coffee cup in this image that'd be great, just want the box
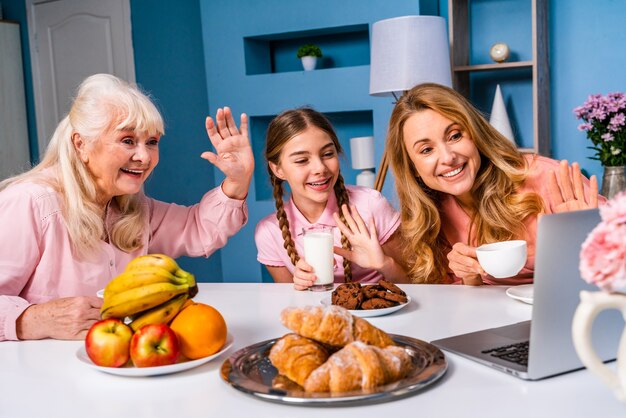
[302,225,334,291]
[475,240,527,278]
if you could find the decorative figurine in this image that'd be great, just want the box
[489,42,510,63]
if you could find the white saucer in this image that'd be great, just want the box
[320,295,411,317]
[77,333,234,376]
[506,284,534,305]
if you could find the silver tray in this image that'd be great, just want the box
[220,334,447,406]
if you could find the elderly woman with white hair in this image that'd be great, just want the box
[0,74,254,341]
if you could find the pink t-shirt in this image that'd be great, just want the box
[439,154,605,285]
[0,180,248,341]
[255,185,400,284]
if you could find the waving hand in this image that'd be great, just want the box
[202,107,254,200]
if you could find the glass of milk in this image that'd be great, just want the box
[302,225,334,291]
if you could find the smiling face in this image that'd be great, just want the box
[402,109,481,207]
[74,123,160,206]
[269,126,340,221]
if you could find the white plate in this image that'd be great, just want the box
[320,295,412,317]
[506,284,534,305]
[96,289,104,298]
[77,333,234,376]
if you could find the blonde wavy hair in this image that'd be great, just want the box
[265,108,353,282]
[0,73,164,258]
[386,83,544,283]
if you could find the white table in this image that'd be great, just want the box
[1,283,623,417]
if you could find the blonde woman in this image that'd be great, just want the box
[387,83,603,285]
[0,74,253,341]
[254,108,408,290]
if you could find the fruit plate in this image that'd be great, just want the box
[220,334,447,406]
[77,333,234,377]
[320,295,412,317]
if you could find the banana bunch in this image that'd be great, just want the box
[101,254,198,330]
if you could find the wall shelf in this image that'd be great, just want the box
[454,60,533,72]
[244,24,369,75]
[449,0,550,155]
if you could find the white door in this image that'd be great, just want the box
[26,0,135,156]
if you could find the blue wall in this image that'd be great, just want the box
[548,0,626,179]
[199,0,421,282]
[5,0,626,282]
[129,0,222,282]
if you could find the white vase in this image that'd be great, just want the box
[301,56,317,71]
[572,290,626,402]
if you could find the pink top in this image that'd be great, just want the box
[255,185,400,284]
[0,180,248,341]
[440,155,605,285]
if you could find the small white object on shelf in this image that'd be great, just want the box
[350,136,376,188]
[489,42,510,63]
[489,84,515,143]
[301,56,317,71]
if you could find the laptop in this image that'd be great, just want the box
[431,208,623,380]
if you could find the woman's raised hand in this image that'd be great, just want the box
[202,107,254,200]
[548,160,599,213]
[332,204,386,271]
[447,242,485,286]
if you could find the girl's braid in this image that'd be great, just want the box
[334,174,352,282]
[271,176,300,266]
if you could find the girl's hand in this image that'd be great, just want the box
[16,296,103,340]
[202,107,254,200]
[447,242,484,286]
[292,258,317,291]
[332,204,385,270]
[548,160,599,213]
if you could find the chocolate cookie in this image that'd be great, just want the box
[361,297,398,310]
[380,291,408,304]
[366,289,408,304]
[331,283,363,310]
[378,279,406,296]
[361,284,384,299]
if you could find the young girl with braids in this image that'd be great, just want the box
[254,108,409,290]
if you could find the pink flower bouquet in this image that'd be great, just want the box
[574,92,626,167]
[580,190,626,291]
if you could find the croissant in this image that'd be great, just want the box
[280,305,395,348]
[303,341,413,392]
[268,333,329,387]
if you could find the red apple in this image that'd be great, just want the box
[85,318,133,368]
[130,323,180,367]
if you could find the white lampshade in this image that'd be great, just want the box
[370,15,452,96]
[350,136,375,169]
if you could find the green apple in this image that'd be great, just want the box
[85,318,133,367]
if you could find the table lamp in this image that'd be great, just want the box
[350,136,376,188]
[369,15,452,190]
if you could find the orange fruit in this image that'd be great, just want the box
[170,302,227,359]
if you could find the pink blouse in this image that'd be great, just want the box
[0,180,247,341]
[255,185,400,284]
[439,155,605,285]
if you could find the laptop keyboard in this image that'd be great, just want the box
[482,341,529,366]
